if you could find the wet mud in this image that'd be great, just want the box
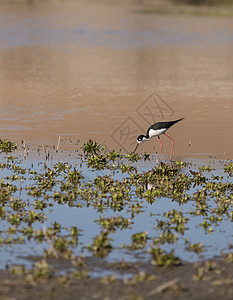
[1,259,233,300]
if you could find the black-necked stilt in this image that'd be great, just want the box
[133,117,184,161]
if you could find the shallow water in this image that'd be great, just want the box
[0,145,233,273]
[0,0,233,158]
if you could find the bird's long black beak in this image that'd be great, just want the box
[133,143,139,153]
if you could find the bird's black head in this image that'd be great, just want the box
[136,135,145,143]
[133,135,146,153]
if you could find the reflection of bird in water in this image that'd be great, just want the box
[133,118,184,161]
[146,182,156,191]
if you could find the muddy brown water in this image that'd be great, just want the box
[0,0,233,158]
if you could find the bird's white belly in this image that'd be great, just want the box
[149,128,167,138]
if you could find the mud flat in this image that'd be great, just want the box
[0,259,233,300]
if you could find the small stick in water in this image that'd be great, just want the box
[56,135,61,153]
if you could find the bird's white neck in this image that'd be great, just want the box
[142,135,150,142]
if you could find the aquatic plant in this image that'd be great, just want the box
[0,139,17,153]
[0,138,233,283]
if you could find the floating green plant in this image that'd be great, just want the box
[96,215,132,232]
[88,230,113,258]
[150,246,181,267]
[0,139,17,153]
[224,163,233,176]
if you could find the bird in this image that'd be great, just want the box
[133,117,184,161]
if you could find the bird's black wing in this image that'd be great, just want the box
[148,117,184,133]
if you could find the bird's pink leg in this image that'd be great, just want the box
[158,136,163,160]
[164,133,175,161]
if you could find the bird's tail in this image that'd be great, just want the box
[173,117,185,124]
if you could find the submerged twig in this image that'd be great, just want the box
[42,145,49,169]
[22,140,27,159]
[56,135,61,153]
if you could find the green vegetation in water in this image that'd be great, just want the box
[0,139,17,153]
[0,139,233,283]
